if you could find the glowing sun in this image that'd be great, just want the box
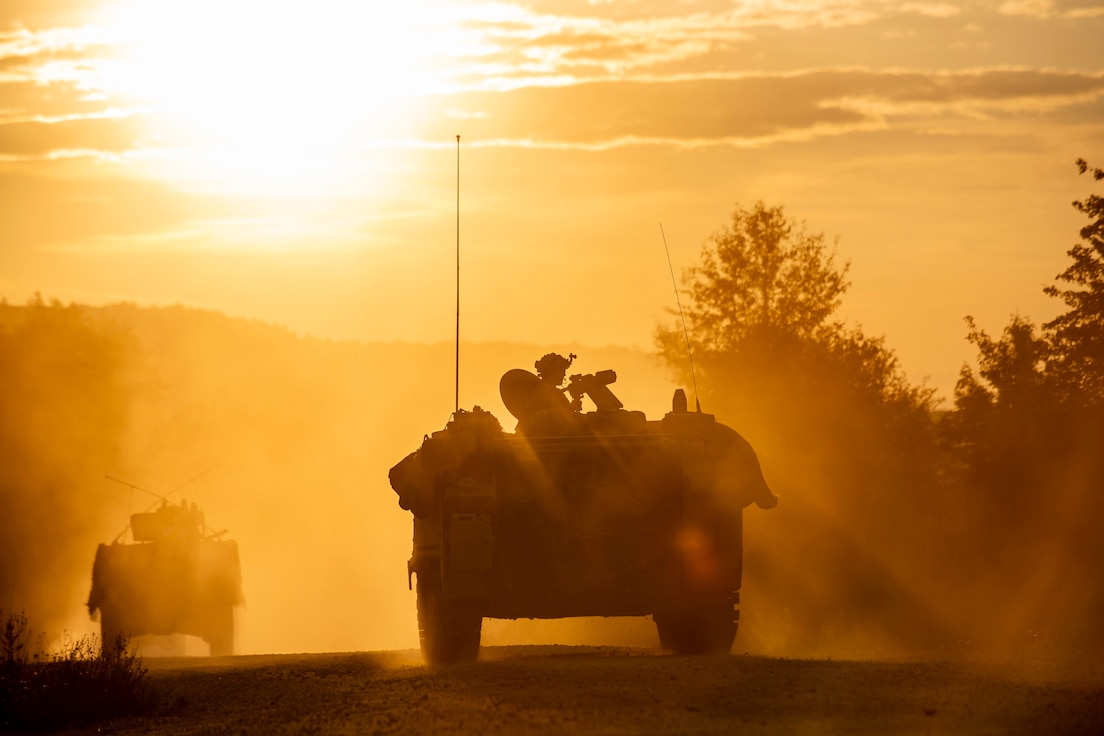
[101,0,450,193]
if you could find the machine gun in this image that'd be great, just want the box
[566,369,624,412]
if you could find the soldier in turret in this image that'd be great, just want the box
[531,352,576,412]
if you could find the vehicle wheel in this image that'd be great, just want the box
[654,597,737,655]
[208,607,234,657]
[416,571,482,665]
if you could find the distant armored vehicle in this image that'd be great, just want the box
[87,500,243,656]
[389,353,777,664]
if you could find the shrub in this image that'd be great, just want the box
[0,609,151,732]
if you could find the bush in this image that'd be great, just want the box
[0,609,151,732]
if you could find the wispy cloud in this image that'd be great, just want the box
[0,113,148,157]
[45,214,368,254]
[427,68,1104,149]
[0,2,1100,160]
[997,0,1104,18]
[1,0,107,29]
[2,66,1100,159]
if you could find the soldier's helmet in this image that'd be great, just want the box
[534,352,575,386]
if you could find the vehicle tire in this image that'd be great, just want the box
[208,607,234,657]
[416,570,482,665]
[654,597,737,655]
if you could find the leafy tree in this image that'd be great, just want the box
[946,160,1104,652]
[1043,158,1104,402]
[951,159,1104,460]
[947,315,1060,510]
[657,200,933,427]
[661,201,849,355]
[656,201,947,654]
[952,159,1104,453]
[954,315,1049,414]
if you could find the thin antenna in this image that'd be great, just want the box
[106,463,220,511]
[455,134,460,414]
[660,223,701,412]
[105,475,167,504]
[105,464,222,542]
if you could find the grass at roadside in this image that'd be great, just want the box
[1,609,151,733]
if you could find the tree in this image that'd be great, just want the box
[1043,159,1104,402]
[947,315,1060,502]
[950,159,1104,519]
[954,315,1049,413]
[661,201,849,356]
[655,201,948,654]
[656,200,931,424]
[945,160,1104,653]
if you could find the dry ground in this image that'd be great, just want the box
[49,646,1104,735]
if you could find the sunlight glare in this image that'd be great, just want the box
[101,0,448,192]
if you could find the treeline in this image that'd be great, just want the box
[657,159,1104,657]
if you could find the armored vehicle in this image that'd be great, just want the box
[87,500,243,656]
[389,353,777,664]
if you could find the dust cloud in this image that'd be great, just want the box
[2,298,1100,666]
[0,299,674,654]
[0,299,136,644]
[688,346,1104,666]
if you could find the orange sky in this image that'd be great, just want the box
[2,0,1103,399]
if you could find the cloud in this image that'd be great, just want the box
[430,68,1104,148]
[446,76,865,144]
[0,2,1099,161]
[2,67,1100,159]
[0,114,148,157]
[0,0,101,30]
[0,23,113,74]
[497,0,883,27]
[445,1,960,89]
[431,0,1104,93]
[900,2,962,17]
[0,80,117,122]
[998,0,1104,18]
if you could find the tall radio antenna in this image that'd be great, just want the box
[661,223,701,412]
[455,134,461,414]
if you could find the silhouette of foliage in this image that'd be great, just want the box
[951,315,1052,434]
[1043,158,1104,403]
[0,609,150,732]
[657,200,934,434]
[947,160,1104,653]
[664,200,850,353]
[947,316,1064,518]
[952,160,1104,454]
[656,201,947,653]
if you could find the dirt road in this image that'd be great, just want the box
[80,647,1103,735]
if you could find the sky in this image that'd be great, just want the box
[2,0,1102,399]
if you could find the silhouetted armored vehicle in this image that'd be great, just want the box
[87,499,243,656]
[389,353,777,664]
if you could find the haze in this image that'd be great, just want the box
[2,1,1102,660]
[3,1,1102,396]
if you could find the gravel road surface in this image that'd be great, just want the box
[57,646,1104,735]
